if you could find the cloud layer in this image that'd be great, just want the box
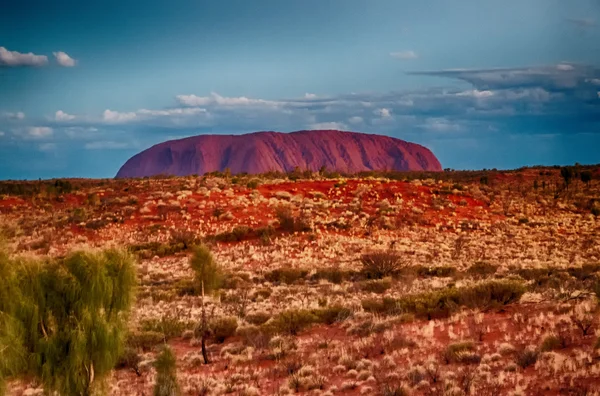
[0,47,76,67]
[0,47,48,67]
[1,62,599,176]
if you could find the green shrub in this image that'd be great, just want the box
[246,312,272,326]
[361,297,400,315]
[539,334,563,352]
[361,251,405,278]
[362,280,525,319]
[443,341,480,364]
[458,280,525,309]
[140,316,193,340]
[190,245,222,294]
[264,268,308,284]
[153,346,180,396]
[210,317,238,343]
[269,309,317,335]
[313,306,352,325]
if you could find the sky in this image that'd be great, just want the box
[1,0,599,179]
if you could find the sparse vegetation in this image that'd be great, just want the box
[2,166,600,394]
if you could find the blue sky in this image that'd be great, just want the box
[1,0,599,179]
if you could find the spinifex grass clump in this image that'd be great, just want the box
[0,244,136,396]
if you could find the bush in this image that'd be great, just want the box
[190,245,222,294]
[140,316,193,340]
[246,312,272,326]
[127,330,165,350]
[246,179,260,189]
[275,206,311,232]
[361,251,406,278]
[516,348,538,369]
[539,334,563,352]
[458,280,525,309]
[265,268,308,284]
[269,309,317,335]
[154,346,180,396]
[362,280,525,319]
[443,341,480,364]
[381,385,410,396]
[313,305,352,325]
[210,317,238,343]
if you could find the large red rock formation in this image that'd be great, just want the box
[115,130,442,178]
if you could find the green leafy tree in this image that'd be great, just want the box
[153,346,180,396]
[190,245,222,294]
[0,246,136,396]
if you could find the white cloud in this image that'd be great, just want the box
[556,63,575,71]
[374,108,392,118]
[2,111,25,120]
[38,143,57,151]
[304,93,317,99]
[456,90,494,98]
[64,126,99,138]
[0,131,5,136]
[55,110,76,121]
[390,50,418,60]
[26,126,53,138]
[85,141,132,150]
[0,47,48,67]
[176,92,279,107]
[348,116,363,124]
[53,51,76,67]
[419,118,461,132]
[308,122,348,130]
[586,78,600,86]
[103,109,137,123]
[137,108,207,117]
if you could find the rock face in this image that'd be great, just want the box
[115,130,442,178]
